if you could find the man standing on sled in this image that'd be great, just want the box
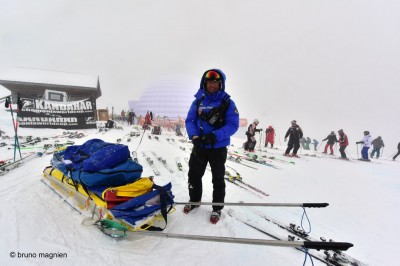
[184,69,239,224]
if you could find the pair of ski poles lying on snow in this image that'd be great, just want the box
[99,201,353,252]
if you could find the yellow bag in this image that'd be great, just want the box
[102,177,153,198]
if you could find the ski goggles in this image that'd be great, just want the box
[204,70,221,81]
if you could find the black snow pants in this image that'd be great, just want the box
[339,146,347,158]
[285,141,300,155]
[188,147,227,211]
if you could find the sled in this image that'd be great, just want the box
[42,166,174,234]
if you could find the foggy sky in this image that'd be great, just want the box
[1,0,399,153]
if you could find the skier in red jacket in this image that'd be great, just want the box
[264,126,275,148]
[144,111,152,129]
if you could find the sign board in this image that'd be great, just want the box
[17,98,97,129]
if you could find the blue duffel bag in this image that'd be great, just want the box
[63,139,130,172]
[51,139,143,187]
[79,159,143,187]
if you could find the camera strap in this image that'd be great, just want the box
[196,95,230,128]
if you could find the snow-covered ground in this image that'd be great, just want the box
[0,108,399,266]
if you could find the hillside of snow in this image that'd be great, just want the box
[0,109,399,266]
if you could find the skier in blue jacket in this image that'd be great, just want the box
[185,69,239,224]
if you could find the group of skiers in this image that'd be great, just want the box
[355,132,386,161]
[319,130,350,159]
[300,137,317,151]
[242,119,399,161]
[243,120,276,152]
[244,119,304,157]
[119,109,156,126]
[119,110,137,125]
[318,130,387,161]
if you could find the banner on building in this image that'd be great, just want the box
[17,98,97,129]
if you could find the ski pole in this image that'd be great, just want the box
[345,149,355,160]
[317,140,324,151]
[13,120,20,161]
[174,202,329,208]
[388,151,397,158]
[40,180,82,214]
[356,143,359,159]
[127,230,353,251]
[134,122,148,152]
[6,97,22,161]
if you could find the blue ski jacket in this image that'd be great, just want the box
[185,69,239,149]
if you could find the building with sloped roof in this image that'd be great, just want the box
[0,67,101,102]
[0,68,101,129]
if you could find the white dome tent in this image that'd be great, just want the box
[129,75,198,119]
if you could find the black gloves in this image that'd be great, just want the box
[191,134,217,163]
[201,133,217,145]
[192,138,202,147]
